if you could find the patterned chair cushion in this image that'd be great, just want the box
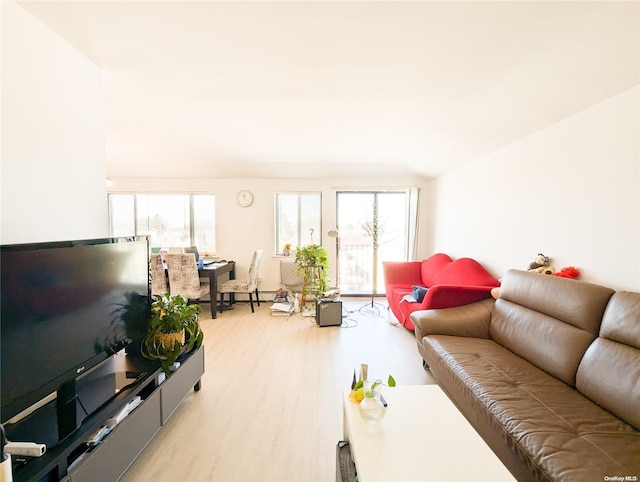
[150,253,168,295]
[219,250,263,295]
[219,279,251,293]
[166,253,209,300]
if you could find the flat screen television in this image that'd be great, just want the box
[0,236,150,440]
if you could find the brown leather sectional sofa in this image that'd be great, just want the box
[411,269,640,481]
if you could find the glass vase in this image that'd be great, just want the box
[358,380,386,429]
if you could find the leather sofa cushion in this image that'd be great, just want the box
[599,291,640,347]
[491,300,597,386]
[577,291,640,430]
[496,270,614,334]
[491,270,615,386]
[422,335,640,481]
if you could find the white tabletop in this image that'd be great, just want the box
[342,385,515,482]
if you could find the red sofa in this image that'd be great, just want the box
[382,253,500,330]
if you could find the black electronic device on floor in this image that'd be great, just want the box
[316,299,342,327]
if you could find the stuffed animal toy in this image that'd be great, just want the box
[554,266,580,279]
[528,253,551,271]
[535,266,556,275]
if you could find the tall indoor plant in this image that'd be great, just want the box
[141,293,204,376]
[295,244,330,307]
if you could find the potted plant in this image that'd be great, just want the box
[141,293,204,376]
[295,244,330,307]
[349,363,396,400]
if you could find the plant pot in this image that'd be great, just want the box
[155,329,185,348]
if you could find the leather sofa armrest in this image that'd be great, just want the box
[411,298,494,340]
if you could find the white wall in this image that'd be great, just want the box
[1,2,107,245]
[109,177,430,293]
[430,85,640,291]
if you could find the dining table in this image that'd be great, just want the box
[199,261,236,318]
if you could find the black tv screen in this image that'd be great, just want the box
[1,236,150,423]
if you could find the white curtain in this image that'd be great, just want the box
[406,187,420,261]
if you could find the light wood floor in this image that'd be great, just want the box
[120,297,435,482]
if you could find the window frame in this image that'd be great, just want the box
[108,192,216,253]
[336,189,410,294]
[274,191,322,255]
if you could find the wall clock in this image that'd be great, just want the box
[236,190,254,207]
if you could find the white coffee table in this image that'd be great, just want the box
[342,385,515,482]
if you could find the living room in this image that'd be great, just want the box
[3,0,639,294]
[1,1,639,481]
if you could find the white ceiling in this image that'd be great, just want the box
[17,1,640,180]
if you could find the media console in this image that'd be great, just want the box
[9,347,205,482]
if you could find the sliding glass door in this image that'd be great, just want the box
[336,191,408,295]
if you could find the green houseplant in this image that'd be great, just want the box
[295,244,330,307]
[141,293,204,376]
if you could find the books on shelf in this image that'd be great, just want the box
[271,302,293,316]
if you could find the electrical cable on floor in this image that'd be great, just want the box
[266,295,390,328]
[336,306,358,328]
[341,317,359,328]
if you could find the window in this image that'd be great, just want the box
[336,191,408,294]
[108,194,216,254]
[274,192,321,254]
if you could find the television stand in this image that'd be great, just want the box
[9,346,205,482]
[55,380,78,445]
